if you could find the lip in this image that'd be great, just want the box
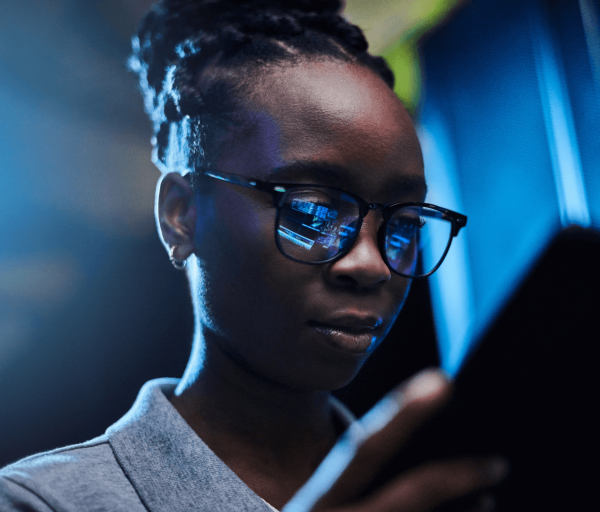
[309,314,384,355]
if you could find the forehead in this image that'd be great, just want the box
[217,59,425,200]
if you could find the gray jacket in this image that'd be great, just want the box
[0,379,355,512]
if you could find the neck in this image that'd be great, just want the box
[171,330,340,479]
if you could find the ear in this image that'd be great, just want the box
[156,172,196,262]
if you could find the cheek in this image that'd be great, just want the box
[193,189,308,336]
[386,278,413,330]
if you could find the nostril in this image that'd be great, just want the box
[335,272,390,291]
[332,274,359,288]
[326,254,392,290]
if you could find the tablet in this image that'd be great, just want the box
[369,225,599,511]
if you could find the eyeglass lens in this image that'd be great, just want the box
[384,206,451,276]
[277,188,360,262]
[276,187,452,277]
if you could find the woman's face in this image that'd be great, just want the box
[191,59,426,391]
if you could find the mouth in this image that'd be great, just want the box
[308,315,383,355]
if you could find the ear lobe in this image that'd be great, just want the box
[157,172,196,259]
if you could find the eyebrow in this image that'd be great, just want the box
[269,160,428,198]
[268,161,345,184]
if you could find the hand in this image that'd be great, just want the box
[283,369,508,512]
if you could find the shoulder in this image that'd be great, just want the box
[0,436,145,512]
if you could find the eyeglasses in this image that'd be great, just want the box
[198,170,467,278]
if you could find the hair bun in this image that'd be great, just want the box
[132,0,394,172]
[194,0,343,16]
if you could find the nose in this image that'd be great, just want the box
[325,214,392,290]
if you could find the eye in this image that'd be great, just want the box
[388,214,426,231]
[291,198,337,216]
[288,190,337,209]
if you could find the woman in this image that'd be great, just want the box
[0,1,507,510]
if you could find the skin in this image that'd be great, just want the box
[158,59,506,511]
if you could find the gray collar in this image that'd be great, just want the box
[106,378,355,512]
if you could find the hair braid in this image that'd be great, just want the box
[130,0,396,173]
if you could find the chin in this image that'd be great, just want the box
[278,352,372,392]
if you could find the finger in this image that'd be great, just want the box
[348,458,509,512]
[316,368,453,507]
[283,368,452,512]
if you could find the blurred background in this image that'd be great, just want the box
[1,3,598,499]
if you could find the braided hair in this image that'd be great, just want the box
[130,0,395,174]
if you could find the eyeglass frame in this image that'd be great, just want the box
[195,169,467,278]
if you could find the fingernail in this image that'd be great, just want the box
[403,368,450,403]
[359,369,450,439]
[485,458,510,483]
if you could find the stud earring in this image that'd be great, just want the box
[169,246,187,270]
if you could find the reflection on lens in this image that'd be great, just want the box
[277,188,361,262]
[385,206,452,277]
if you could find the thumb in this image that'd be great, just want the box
[283,368,453,512]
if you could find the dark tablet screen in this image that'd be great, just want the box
[369,226,599,511]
